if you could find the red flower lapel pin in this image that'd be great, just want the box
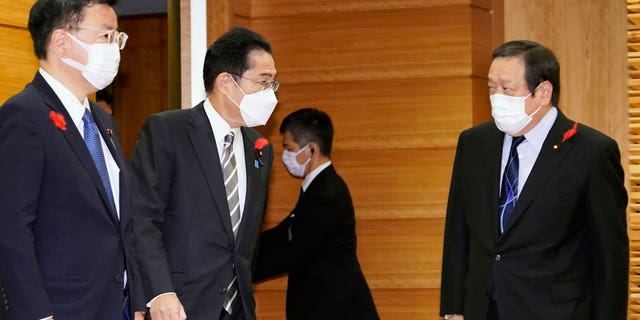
[254,138,269,168]
[49,110,67,131]
[553,121,578,150]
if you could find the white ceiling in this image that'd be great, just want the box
[114,0,167,16]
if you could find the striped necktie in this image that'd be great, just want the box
[221,132,240,314]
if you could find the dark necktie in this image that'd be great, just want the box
[221,132,239,315]
[82,109,116,215]
[498,135,526,234]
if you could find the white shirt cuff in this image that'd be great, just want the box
[147,292,177,308]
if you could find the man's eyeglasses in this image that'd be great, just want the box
[75,27,129,50]
[230,73,279,92]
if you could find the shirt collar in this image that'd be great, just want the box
[517,106,558,152]
[203,97,235,156]
[302,161,332,192]
[39,68,90,131]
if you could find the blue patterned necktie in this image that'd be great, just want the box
[82,109,116,215]
[498,135,526,234]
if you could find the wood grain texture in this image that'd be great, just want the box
[252,6,494,83]
[254,217,444,319]
[256,78,475,150]
[261,148,454,223]
[112,15,169,158]
[503,0,628,171]
[250,0,492,17]
[0,0,31,28]
[0,26,38,105]
[254,288,441,320]
[244,1,501,319]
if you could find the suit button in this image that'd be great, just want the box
[495,254,502,261]
[219,287,227,294]
[115,274,124,282]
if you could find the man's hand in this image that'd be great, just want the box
[446,316,464,320]
[149,294,187,320]
[134,311,146,320]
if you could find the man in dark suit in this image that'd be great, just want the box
[254,108,379,320]
[439,40,629,320]
[129,27,277,320]
[0,0,144,319]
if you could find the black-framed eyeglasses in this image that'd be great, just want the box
[75,27,129,50]
[230,73,279,92]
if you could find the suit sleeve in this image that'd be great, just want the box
[0,103,54,318]
[440,132,469,316]
[253,218,290,281]
[129,115,176,301]
[586,138,628,319]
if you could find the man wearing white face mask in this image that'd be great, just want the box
[0,0,145,320]
[253,108,379,320]
[129,27,276,320]
[440,40,629,320]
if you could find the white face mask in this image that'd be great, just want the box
[490,85,543,136]
[226,77,278,127]
[282,145,310,178]
[61,33,120,90]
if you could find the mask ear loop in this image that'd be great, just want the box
[225,74,246,107]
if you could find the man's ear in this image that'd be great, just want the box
[216,72,235,96]
[50,29,70,58]
[537,81,553,105]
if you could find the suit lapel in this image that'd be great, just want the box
[238,127,261,243]
[90,103,127,226]
[500,111,575,236]
[187,103,235,244]
[32,73,119,225]
[483,127,505,243]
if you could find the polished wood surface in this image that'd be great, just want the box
[0,0,38,105]
[237,1,501,318]
[629,1,640,318]
[0,0,31,28]
[112,14,170,158]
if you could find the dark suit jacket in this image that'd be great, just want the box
[254,165,379,320]
[440,110,629,320]
[0,73,142,319]
[129,102,273,319]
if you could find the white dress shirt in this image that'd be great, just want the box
[499,106,558,195]
[302,161,332,192]
[38,69,123,319]
[39,68,121,216]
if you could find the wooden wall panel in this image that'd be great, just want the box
[253,6,489,83]
[0,0,38,106]
[112,15,169,158]
[262,148,454,224]
[250,0,492,17]
[0,0,31,28]
[240,1,500,319]
[257,78,473,150]
[0,27,38,104]
[503,0,628,164]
